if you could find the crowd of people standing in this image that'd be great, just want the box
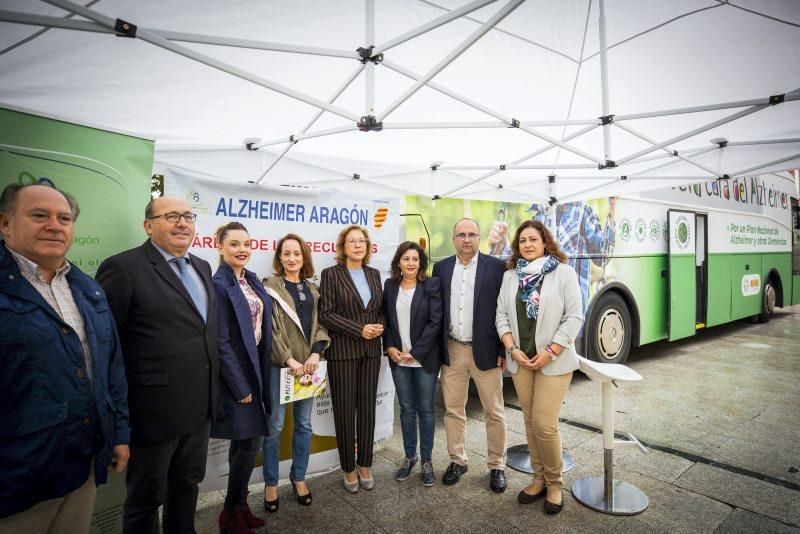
[0,184,583,533]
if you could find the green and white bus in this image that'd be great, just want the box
[572,172,799,363]
[405,172,800,364]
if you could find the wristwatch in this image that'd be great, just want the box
[505,344,520,358]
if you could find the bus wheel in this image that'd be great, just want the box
[757,278,776,323]
[586,292,632,364]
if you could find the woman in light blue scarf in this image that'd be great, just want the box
[495,220,584,515]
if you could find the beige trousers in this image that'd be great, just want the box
[0,464,96,534]
[512,368,573,489]
[440,340,507,469]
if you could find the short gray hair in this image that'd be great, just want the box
[0,182,80,221]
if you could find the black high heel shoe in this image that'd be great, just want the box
[291,478,312,506]
[263,487,279,513]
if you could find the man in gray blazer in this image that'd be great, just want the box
[432,218,508,492]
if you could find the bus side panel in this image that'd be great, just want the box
[706,253,732,327]
[793,274,800,305]
[730,254,762,319]
[612,255,668,345]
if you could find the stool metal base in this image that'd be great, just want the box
[571,476,649,515]
[506,444,574,474]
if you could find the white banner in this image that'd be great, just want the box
[164,167,398,492]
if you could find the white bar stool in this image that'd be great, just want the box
[571,356,649,515]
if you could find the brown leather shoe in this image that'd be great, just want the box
[517,485,546,504]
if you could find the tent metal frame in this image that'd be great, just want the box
[1,0,798,199]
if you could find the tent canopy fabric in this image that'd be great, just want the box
[1,0,799,201]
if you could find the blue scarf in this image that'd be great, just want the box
[516,255,559,319]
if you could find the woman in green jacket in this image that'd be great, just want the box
[262,233,330,512]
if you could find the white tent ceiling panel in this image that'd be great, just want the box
[0,0,798,202]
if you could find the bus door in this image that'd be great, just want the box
[695,213,708,326]
[668,210,698,341]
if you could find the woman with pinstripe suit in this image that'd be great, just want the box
[319,225,385,493]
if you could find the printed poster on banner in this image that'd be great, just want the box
[280,361,328,404]
[165,168,399,493]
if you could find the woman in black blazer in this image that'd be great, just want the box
[382,242,443,487]
[319,225,385,493]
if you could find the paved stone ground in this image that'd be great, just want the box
[196,305,800,533]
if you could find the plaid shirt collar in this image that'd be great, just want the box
[7,247,70,283]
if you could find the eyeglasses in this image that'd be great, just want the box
[346,239,367,246]
[149,212,197,223]
[454,233,479,241]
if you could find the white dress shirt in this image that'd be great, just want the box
[396,286,421,368]
[449,253,478,342]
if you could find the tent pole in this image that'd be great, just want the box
[0,9,360,59]
[382,119,600,128]
[628,145,719,177]
[252,65,364,183]
[434,124,599,197]
[365,0,376,116]
[382,58,604,164]
[439,164,598,171]
[376,0,524,122]
[598,0,612,162]
[614,122,723,177]
[614,103,772,165]
[732,153,800,177]
[40,0,361,122]
[373,0,498,54]
[614,90,800,121]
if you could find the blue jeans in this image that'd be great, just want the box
[391,365,437,461]
[224,436,264,511]
[262,366,314,485]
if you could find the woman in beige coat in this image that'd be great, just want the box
[495,220,583,515]
[262,234,330,512]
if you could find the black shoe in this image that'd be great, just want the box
[395,457,418,481]
[420,460,435,487]
[291,478,312,506]
[544,498,564,515]
[442,462,468,485]
[489,469,507,493]
[517,485,546,504]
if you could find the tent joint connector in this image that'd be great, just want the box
[498,184,504,189]
[357,46,383,64]
[430,164,439,171]
[548,175,556,184]
[432,195,441,200]
[769,93,785,105]
[114,18,137,38]
[716,140,728,148]
[353,173,360,179]
[358,115,383,132]
[500,164,507,171]
[245,143,259,151]
[599,114,614,125]
[549,196,557,206]
[620,175,628,180]
[721,174,731,180]
[510,118,520,128]
[289,135,298,144]
[599,160,617,169]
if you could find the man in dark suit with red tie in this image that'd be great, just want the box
[96,196,219,534]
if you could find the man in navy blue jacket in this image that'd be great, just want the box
[432,218,508,492]
[0,183,130,532]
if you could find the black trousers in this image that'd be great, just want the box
[123,423,210,534]
[327,356,381,473]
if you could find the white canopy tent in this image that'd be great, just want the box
[1,0,799,203]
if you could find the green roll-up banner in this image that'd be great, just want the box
[0,106,153,533]
[0,106,153,276]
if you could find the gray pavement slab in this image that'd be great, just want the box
[192,305,800,532]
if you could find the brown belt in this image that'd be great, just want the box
[448,335,472,346]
